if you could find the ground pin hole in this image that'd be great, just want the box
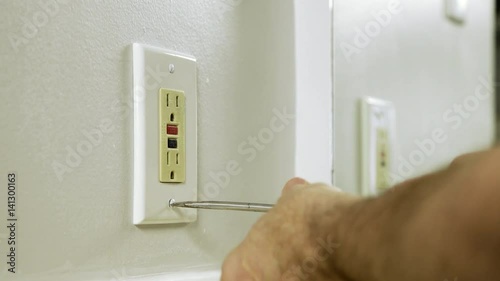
[170,171,175,179]
[170,113,174,122]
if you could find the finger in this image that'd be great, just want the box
[281,177,309,194]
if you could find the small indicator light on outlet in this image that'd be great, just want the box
[167,124,178,135]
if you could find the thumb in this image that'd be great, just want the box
[281,177,309,194]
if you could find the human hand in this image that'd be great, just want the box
[221,178,360,281]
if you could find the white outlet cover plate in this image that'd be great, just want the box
[360,97,396,196]
[132,44,197,225]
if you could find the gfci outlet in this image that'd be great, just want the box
[132,44,197,225]
[159,89,186,183]
[360,97,396,196]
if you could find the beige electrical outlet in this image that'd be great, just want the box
[159,88,186,183]
[376,128,390,192]
[361,97,395,196]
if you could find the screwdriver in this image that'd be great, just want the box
[169,199,274,213]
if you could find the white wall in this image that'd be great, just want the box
[334,0,496,194]
[294,0,333,183]
[0,1,332,280]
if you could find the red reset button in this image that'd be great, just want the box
[166,124,178,135]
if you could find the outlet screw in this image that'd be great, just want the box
[168,199,176,207]
[169,64,175,74]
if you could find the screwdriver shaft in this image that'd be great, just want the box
[170,200,274,213]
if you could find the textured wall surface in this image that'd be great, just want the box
[334,0,495,194]
[0,0,331,280]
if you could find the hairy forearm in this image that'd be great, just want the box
[330,157,500,281]
[221,149,500,281]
